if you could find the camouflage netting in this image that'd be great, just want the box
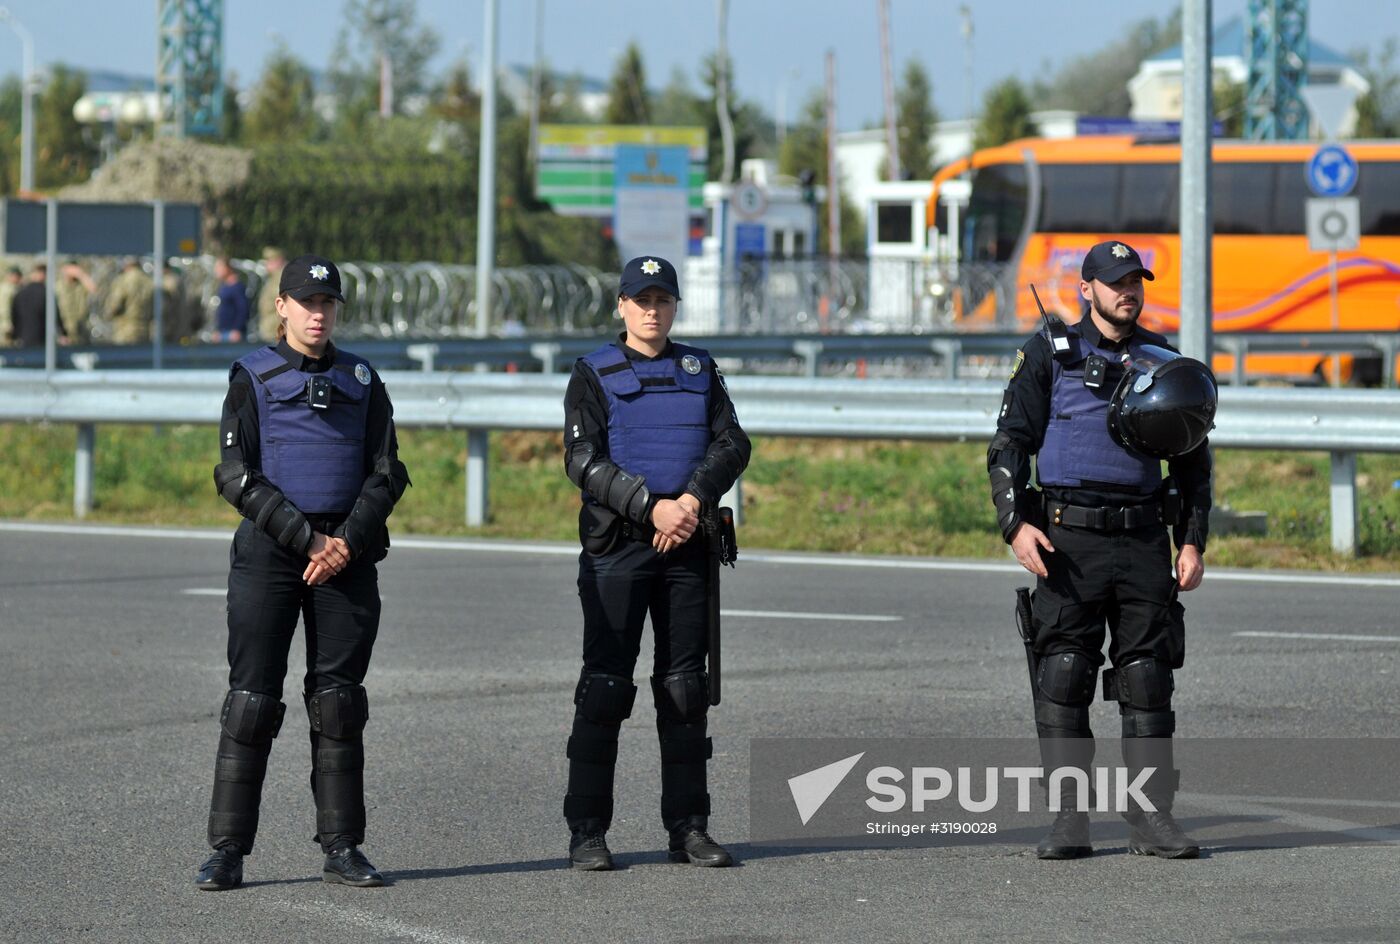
[59,140,253,251]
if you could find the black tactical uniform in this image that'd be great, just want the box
[195,255,410,890]
[561,256,751,870]
[989,241,1212,859]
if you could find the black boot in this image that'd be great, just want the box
[564,709,621,870]
[568,820,615,871]
[194,847,244,890]
[323,845,385,886]
[667,816,734,867]
[1121,720,1199,859]
[1036,810,1092,860]
[1125,808,1199,858]
[1033,681,1096,861]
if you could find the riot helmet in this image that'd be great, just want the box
[1107,345,1218,458]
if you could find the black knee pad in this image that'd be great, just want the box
[307,685,369,739]
[652,671,709,723]
[1106,657,1174,711]
[220,690,286,744]
[575,672,637,724]
[1035,651,1096,707]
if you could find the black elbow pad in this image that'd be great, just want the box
[214,460,249,507]
[566,440,595,488]
[245,484,312,551]
[374,455,412,502]
[584,462,651,523]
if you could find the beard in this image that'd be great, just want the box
[1091,292,1141,328]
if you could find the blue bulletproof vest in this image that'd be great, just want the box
[1036,328,1163,491]
[234,346,372,515]
[580,342,712,496]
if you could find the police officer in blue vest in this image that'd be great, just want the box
[561,255,751,870]
[989,241,1212,860]
[195,254,410,890]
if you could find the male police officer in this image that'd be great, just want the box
[988,241,1212,860]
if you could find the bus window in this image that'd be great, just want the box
[1214,163,1277,235]
[1120,164,1178,233]
[877,203,914,244]
[1039,164,1122,233]
[1273,161,1309,234]
[964,163,1028,262]
[1358,163,1400,235]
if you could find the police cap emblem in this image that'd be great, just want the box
[1111,244,1130,259]
[310,264,330,280]
[641,259,661,275]
[681,354,702,375]
[354,363,371,385]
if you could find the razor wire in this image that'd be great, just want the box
[25,254,1021,342]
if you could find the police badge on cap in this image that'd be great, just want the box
[280,253,347,302]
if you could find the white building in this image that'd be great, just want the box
[1128,16,1370,135]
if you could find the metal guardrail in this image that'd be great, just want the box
[2,370,1397,553]
[3,330,1397,385]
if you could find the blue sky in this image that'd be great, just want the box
[0,1,1393,130]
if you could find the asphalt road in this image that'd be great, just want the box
[3,521,1400,943]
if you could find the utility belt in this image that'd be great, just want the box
[618,520,656,543]
[1045,498,1163,532]
[307,513,348,535]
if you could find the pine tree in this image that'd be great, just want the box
[895,60,938,180]
[244,47,319,145]
[974,78,1034,150]
[605,43,651,125]
[36,65,95,189]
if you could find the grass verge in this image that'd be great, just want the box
[4,423,1398,572]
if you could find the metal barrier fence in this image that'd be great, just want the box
[3,370,1398,554]
[4,328,1397,388]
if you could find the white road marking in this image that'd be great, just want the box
[181,588,226,596]
[1182,792,1400,844]
[1234,631,1400,643]
[267,901,488,944]
[4,521,1399,587]
[723,608,900,622]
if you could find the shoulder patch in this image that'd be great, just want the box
[1010,349,1025,381]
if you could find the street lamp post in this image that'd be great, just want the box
[0,6,35,193]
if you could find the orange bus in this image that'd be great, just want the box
[925,136,1400,383]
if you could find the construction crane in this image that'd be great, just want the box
[156,0,224,138]
[1244,0,1309,139]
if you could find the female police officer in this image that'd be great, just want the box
[561,255,751,870]
[195,254,410,890]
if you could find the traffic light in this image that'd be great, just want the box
[798,169,817,206]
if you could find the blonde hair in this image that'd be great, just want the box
[276,292,289,340]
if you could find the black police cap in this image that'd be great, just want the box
[1081,240,1154,285]
[619,255,682,300]
[279,254,345,302]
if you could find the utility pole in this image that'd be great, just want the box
[716,0,735,183]
[1180,0,1214,366]
[878,0,900,180]
[476,0,498,336]
[0,7,35,192]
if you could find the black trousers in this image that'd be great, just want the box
[206,519,381,854]
[566,536,712,831]
[1030,518,1183,810]
[1031,520,1179,669]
